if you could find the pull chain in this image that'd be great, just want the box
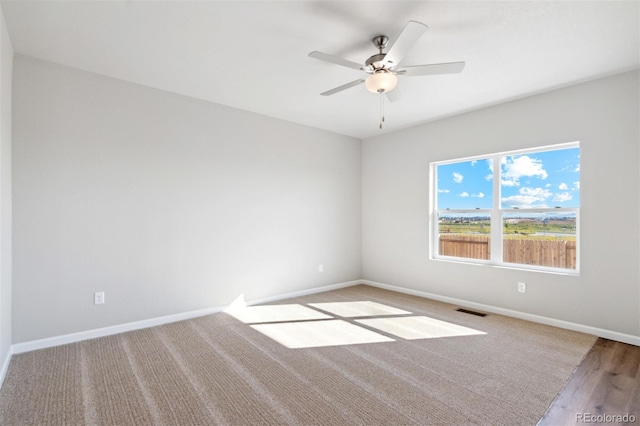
[379,91,385,129]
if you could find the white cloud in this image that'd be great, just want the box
[471,160,477,166]
[501,195,549,209]
[473,192,485,198]
[558,182,568,190]
[553,192,572,203]
[545,183,552,188]
[520,187,552,198]
[453,172,463,183]
[501,155,548,187]
[501,186,551,208]
[575,164,580,172]
[501,179,519,187]
[573,181,580,190]
[459,192,469,197]
[438,189,450,193]
[484,159,494,181]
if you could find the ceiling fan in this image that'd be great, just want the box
[309,21,465,97]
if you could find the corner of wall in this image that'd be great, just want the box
[0,2,14,388]
[0,346,12,388]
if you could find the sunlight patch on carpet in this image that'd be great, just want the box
[308,301,411,317]
[226,304,331,324]
[356,316,486,340]
[251,320,395,348]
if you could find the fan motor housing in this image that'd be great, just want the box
[365,53,387,70]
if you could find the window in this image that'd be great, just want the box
[432,142,580,273]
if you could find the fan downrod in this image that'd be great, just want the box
[372,35,389,52]
[365,35,390,69]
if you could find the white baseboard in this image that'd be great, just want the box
[10,279,361,355]
[11,305,227,354]
[0,346,13,389]
[362,279,640,347]
[9,277,638,358]
[247,280,360,306]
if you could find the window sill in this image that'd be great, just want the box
[431,255,580,276]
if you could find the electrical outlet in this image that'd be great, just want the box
[94,291,105,304]
[319,264,324,273]
[517,282,526,293]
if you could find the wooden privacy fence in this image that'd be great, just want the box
[439,234,577,269]
[439,234,490,260]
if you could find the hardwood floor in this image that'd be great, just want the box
[539,338,640,425]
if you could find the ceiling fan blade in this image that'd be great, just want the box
[320,79,366,96]
[383,21,428,68]
[396,61,466,76]
[309,51,364,71]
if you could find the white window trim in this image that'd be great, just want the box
[430,142,580,275]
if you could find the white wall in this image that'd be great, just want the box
[362,71,640,337]
[0,4,14,377]
[10,53,639,346]
[12,55,362,343]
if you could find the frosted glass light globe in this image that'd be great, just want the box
[365,71,398,93]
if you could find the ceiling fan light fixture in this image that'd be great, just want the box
[365,70,398,93]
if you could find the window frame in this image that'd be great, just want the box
[430,142,580,275]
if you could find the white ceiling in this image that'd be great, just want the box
[2,1,639,139]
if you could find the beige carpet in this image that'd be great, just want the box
[0,285,597,425]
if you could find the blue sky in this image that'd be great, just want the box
[436,147,580,210]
